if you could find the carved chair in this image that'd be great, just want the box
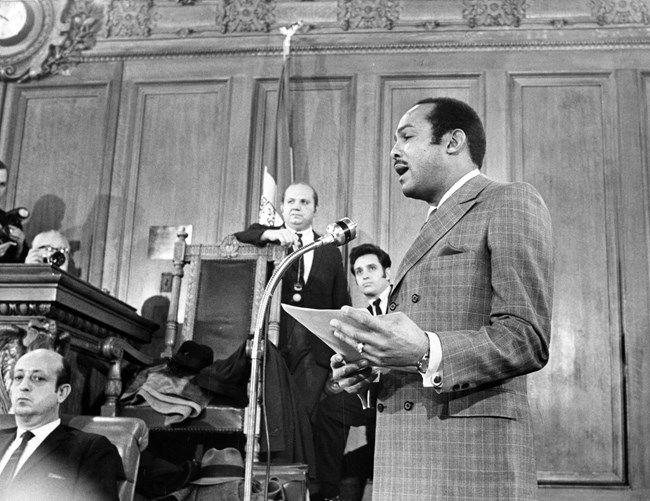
[118,232,285,461]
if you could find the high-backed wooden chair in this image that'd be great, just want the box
[120,232,285,459]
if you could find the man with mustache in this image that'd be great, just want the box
[330,97,554,500]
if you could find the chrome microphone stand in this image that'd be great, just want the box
[243,217,357,501]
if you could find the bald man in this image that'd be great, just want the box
[24,230,71,272]
[0,349,124,500]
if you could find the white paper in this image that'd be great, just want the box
[281,304,366,362]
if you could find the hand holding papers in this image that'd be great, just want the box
[281,304,367,362]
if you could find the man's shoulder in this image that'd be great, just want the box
[56,425,117,452]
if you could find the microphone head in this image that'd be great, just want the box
[326,217,357,246]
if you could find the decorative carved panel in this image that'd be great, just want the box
[590,0,650,25]
[105,0,154,38]
[462,0,527,27]
[338,0,400,30]
[216,0,274,33]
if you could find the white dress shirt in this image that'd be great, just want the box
[0,418,61,476]
[293,227,315,282]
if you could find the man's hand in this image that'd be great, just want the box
[0,240,15,257]
[24,247,48,264]
[330,305,429,368]
[260,228,297,247]
[330,353,375,395]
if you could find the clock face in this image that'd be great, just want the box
[0,0,34,46]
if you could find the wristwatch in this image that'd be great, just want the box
[416,348,430,374]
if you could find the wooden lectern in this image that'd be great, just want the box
[0,264,158,415]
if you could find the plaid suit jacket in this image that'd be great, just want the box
[373,174,554,500]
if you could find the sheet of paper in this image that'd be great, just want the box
[281,304,366,362]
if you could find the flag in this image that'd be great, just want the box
[258,27,296,226]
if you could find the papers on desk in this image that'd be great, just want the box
[281,304,366,362]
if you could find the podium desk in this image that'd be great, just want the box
[0,264,158,415]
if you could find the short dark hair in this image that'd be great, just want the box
[283,181,319,208]
[350,243,391,270]
[415,97,486,169]
[55,356,72,389]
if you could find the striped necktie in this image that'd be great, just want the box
[0,430,34,488]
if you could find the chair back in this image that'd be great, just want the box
[65,415,148,501]
[181,234,285,358]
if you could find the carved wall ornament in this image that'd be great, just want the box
[41,0,104,77]
[105,0,154,38]
[590,0,650,25]
[462,0,527,28]
[338,0,400,31]
[216,0,274,33]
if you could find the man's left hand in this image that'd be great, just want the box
[330,305,429,368]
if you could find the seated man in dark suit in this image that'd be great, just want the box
[0,349,125,501]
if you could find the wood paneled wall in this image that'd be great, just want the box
[1,41,650,500]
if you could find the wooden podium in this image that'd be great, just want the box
[0,264,158,415]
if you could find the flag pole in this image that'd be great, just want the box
[244,21,302,501]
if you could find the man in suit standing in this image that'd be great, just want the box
[330,97,554,500]
[315,243,391,501]
[0,349,124,500]
[235,181,351,420]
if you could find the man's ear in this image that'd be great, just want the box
[385,267,391,281]
[56,384,72,403]
[446,129,466,154]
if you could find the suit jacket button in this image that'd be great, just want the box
[377,403,385,413]
[411,294,420,303]
[452,384,460,391]
[403,401,413,411]
[432,374,442,387]
[389,302,397,311]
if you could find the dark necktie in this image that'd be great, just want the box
[0,430,34,487]
[368,298,382,316]
[295,232,304,285]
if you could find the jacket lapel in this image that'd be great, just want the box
[304,230,321,287]
[13,424,66,480]
[392,174,492,292]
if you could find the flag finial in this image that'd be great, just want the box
[280,21,303,60]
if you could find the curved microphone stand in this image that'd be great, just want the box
[243,217,357,501]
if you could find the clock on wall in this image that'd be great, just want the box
[0,0,61,80]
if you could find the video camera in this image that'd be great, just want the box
[0,207,29,245]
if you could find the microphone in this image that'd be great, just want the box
[317,217,358,247]
[243,216,357,501]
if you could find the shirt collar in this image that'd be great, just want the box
[17,418,61,441]
[367,284,391,306]
[428,169,480,217]
[293,227,314,245]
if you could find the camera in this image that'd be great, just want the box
[0,207,29,244]
[42,246,68,267]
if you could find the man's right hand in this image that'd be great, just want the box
[0,240,15,257]
[260,228,297,247]
[330,353,376,395]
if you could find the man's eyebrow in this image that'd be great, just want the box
[394,123,414,140]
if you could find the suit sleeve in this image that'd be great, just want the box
[437,183,554,390]
[233,223,277,247]
[74,435,125,501]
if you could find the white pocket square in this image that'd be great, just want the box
[47,473,66,479]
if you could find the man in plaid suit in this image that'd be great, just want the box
[330,97,554,500]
